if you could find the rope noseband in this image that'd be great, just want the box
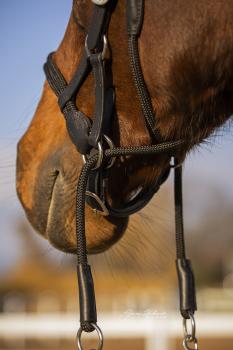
[44,1,199,349]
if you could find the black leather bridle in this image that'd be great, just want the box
[44,1,199,349]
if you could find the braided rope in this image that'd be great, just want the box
[76,139,185,264]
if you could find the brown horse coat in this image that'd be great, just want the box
[17,0,233,253]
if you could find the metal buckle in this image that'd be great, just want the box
[77,322,103,350]
[85,34,108,60]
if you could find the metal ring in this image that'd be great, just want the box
[82,141,103,170]
[183,312,196,342]
[85,34,108,60]
[103,135,116,169]
[183,335,198,350]
[86,191,109,216]
[101,35,108,60]
[82,135,115,170]
[77,323,103,350]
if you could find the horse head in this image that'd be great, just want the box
[16,0,233,254]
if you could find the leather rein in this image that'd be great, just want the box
[44,1,199,349]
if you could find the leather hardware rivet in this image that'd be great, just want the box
[91,0,109,6]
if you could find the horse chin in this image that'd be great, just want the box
[18,166,128,255]
[46,196,128,255]
[48,173,128,254]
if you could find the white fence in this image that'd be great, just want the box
[0,313,233,350]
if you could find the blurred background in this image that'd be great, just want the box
[0,1,233,349]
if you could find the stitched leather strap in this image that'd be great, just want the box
[126,0,144,35]
[44,54,92,154]
[77,264,97,332]
[176,259,197,319]
[89,53,106,148]
[44,1,116,155]
[174,163,197,319]
[87,2,112,51]
[58,54,91,111]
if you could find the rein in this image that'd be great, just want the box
[44,1,199,349]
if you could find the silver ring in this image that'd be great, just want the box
[82,135,115,170]
[85,34,108,60]
[86,191,109,216]
[82,141,103,170]
[183,312,196,342]
[77,323,103,350]
[103,135,116,169]
[183,335,198,350]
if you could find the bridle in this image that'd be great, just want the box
[44,1,199,349]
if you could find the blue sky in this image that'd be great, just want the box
[0,0,232,163]
[0,1,233,274]
[0,0,72,273]
[0,0,72,139]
